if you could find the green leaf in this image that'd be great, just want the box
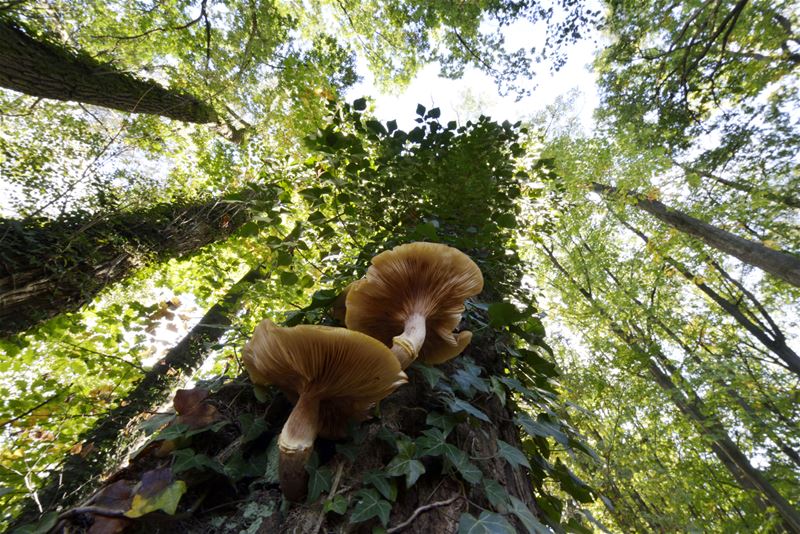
[497,439,530,469]
[516,414,569,447]
[445,445,483,484]
[483,479,510,511]
[238,221,259,236]
[306,464,333,503]
[487,302,525,328]
[12,511,58,534]
[452,361,489,397]
[458,511,516,534]
[496,213,517,228]
[280,271,299,285]
[353,97,367,111]
[416,104,426,116]
[426,411,458,435]
[386,439,426,488]
[350,489,391,526]
[508,496,549,533]
[427,107,441,119]
[239,413,269,443]
[363,470,397,502]
[413,362,444,387]
[416,427,449,456]
[366,120,388,136]
[323,494,348,515]
[171,449,224,474]
[449,398,491,422]
[126,480,187,518]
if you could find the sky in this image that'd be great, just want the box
[345,19,603,133]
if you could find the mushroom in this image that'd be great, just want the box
[243,319,406,501]
[345,242,483,368]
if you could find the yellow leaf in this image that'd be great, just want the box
[125,480,187,518]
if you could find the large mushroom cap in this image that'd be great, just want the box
[243,319,406,437]
[345,242,483,365]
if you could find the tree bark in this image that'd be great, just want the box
[0,196,250,337]
[0,21,218,124]
[592,182,800,287]
[13,266,266,526]
[543,243,800,532]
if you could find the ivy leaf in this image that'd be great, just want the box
[413,362,444,388]
[264,439,280,484]
[171,449,225,474]
[306,464,333,503]
[497,439,530,469]
[426,411,458,435]
[363,470,397,502]
[458,511,516,533]
[386,441,426,488]
[452,361,489,397]
[487,302,525,328]
[445,445,483,484]
[239,413,269,443]
[449,398,491,423]
[483,479,511,511]
[323,494,348,515]
[508,496,550,533]
[350,488,391,526]
[489,377,507,406]
[516,414,569,447]
[416,427,449,456]
[336,441,361,462]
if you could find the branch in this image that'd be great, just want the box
[386,495,461,533]
[0,393,60,429]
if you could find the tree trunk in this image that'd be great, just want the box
[592,182,800,287]
[0,21,218,124]
[543,243,800,532]
[15,271,548,533]
[613,216,800,378]
[13,266,265,526]
[0,196,250,337]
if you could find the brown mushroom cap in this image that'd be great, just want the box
[243,319,406,501]
[345,242,483,365]
[243,318,406,438]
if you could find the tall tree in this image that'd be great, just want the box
[7,108,597,533]
[592,182,800,288]
[0,191,256,336]
[0,21,219,125]
[541,241,800,532]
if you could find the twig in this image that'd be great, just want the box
[386,495,461,533]
[313,460,346,533]
[0,394,60,429]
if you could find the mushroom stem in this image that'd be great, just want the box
[392,313,427,369]
[278,392,319,501]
